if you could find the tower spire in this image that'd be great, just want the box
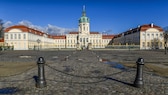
[83,5,85,12]
[82,5,86,16]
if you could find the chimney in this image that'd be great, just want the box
[151,23,153,27]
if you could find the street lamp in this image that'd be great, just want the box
[37,39,41,51]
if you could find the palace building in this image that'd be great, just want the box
[2,6,165,50]
[4,6,114,50]
[113,23,164,49]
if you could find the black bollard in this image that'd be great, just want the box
[134,58,144,88]
[36,57,47,88]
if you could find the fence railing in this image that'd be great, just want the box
[105,45,140,49]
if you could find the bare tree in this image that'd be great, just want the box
[151,38,160,49]
[0,19,4,38]
[164,33,168,54]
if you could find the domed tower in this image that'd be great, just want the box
[78,5,90,34]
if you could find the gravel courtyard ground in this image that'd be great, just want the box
[0,49,167,95]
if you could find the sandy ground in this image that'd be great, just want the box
[0,62,36,76]
[121,63,168,77]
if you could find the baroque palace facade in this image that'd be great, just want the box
[1,6,165,50]
[3,6,114,50]
[113,23,164,49]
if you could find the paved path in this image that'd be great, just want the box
[0,50,167,95]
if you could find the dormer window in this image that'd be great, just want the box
[83,18,85,22]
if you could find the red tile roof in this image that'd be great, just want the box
[140,24,163,31]
[5,25,28,32]
[114,24,163,39]
[102,35,114,39]
[123,24,163,35]
[90,32,99,34]
[52,35,66,39]
[5,25,54,39]
[69,32,78,34]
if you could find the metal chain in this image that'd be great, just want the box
[46,78,107,84]
[45,64,129,79]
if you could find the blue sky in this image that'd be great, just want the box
[1,0,168,34]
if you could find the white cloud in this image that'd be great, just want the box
[4,20,77,35]
[45,24,77,35]
[3,21,13,28]
[18,20,32,26]
[18,20,45,32]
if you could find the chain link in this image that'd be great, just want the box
[45,64,131,79]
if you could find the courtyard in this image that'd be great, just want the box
[0,50,167,95]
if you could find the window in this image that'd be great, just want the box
[152,34,154,38]
[147,42,150,47]
[86,38,88,42]
[14,34,17,39]
[83,38,85,43]
[160,34,163,37]
[5,34,8,39]
[142,42,145,47]
[23,34,26,39]
[80,38,82,42]
[142,33,145,39]
[160,42,162,47]
[11,34,13,39]
[147,34,150,38]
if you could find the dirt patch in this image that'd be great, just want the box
[120,62,168,77]
[145,64,168,77]
[0,62,36,77]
